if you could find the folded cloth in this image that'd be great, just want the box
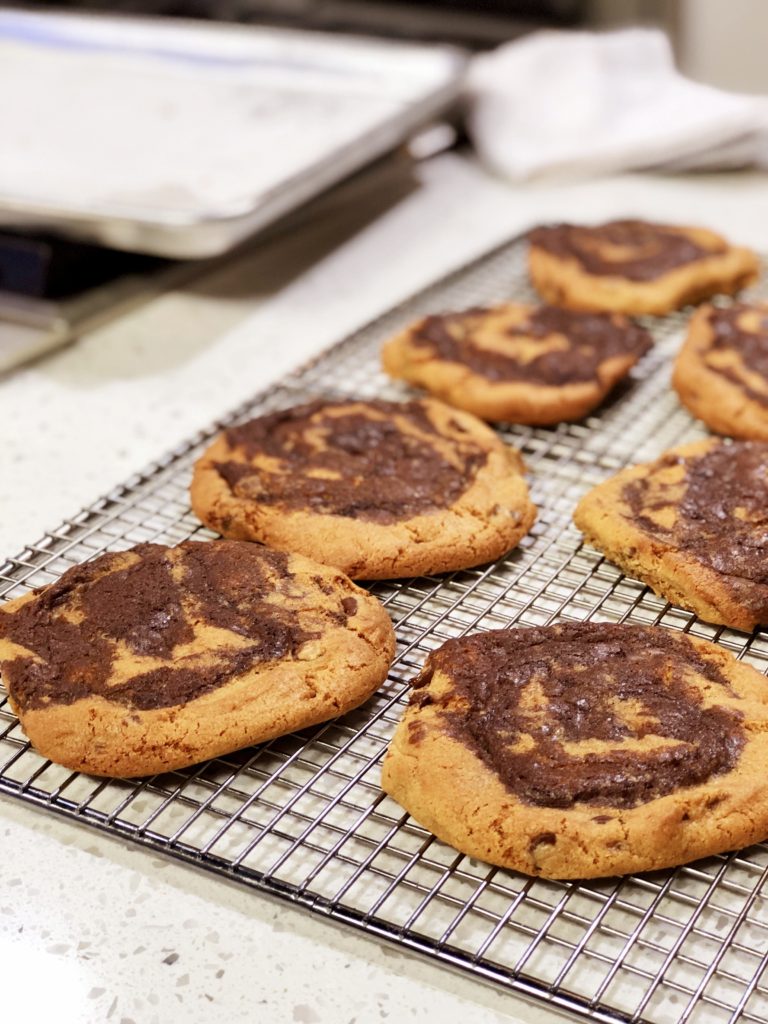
[466,28,768,181]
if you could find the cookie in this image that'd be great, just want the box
[381,303,652,425]
[574,439,768,631]
[190,398,536,580]
[528,220,759,315]
[673,303,768,439]
[382,623,768,879]
[0,540,395,777]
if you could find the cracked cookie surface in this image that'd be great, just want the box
[190,398,536,579]
[0,540,395,776]
[382,623,768,879]
[528,220,758,315]
[574,439,768,631]
[674,303,768,439]
[381,303,652,424]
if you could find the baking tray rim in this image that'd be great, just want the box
[0,9,467,257]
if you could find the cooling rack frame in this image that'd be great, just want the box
[3,234,768,1024]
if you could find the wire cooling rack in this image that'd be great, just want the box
[3,236,768,1024]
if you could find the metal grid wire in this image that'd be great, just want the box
[2,236,768,1024]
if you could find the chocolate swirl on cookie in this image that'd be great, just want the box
[0,541,355,712]
[215,400,488,524]
[529,220,721,282]
[704,305,768,406]
[413,623,744,809]
[412,305,651,386]
[623,441,768,612]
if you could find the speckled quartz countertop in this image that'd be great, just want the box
[3,153,768,1024]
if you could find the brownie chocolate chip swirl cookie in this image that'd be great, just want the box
[191,398,536,579]
[0,540,395,777]
[382,303,652,424]
[382,624,768,879]
[528,220,758,314]
[574,439,768,631]
[674,303,768,439]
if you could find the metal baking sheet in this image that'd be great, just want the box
[2,235,768,1023]
[0,9,464,258]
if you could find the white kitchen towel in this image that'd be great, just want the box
[466,29,768,181]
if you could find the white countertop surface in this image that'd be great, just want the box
[3,151,768,1024]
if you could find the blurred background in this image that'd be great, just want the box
[2,0,768,372]
[37,0,768,92]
